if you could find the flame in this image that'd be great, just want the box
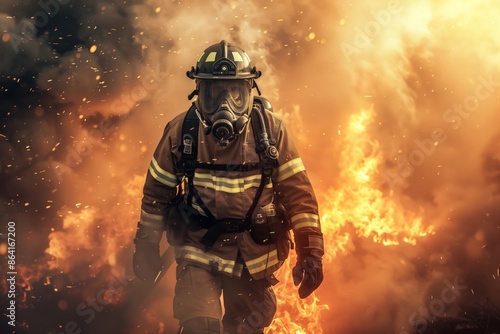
[266,107,433,333]
[14,175,144,313]
[321,107,433,252]
[45,174,143,280]
[268,254,329,334]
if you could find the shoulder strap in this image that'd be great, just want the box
[244,98,279,223]
[180,103,199,161]
[178,104,199,206]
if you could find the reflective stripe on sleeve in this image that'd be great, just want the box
[139,210,165,229]
[276,158,306,182]
[175,245,243,277]
[245,249,279,275]
[291,213,320,230]
[193,172,272,194]
[149,157,178,187]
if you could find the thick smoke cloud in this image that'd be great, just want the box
[1,0,500,333]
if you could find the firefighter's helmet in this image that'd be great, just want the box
[186,40,261,80]
[186,41,262,144]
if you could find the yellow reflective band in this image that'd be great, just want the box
[293,222,321,230]
[291,213,319,223]
[276,158,306,182]
[232,51,243,62]
[139,210,164,228]
[291,213,320,230]
[245,249,279,275]
[193,172,272,194]
[149,157,178,187]
[206,51,217,62]
[175,245,241,276]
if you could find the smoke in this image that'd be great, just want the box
[1,0,500,333]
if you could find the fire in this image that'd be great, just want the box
[14,175,144,312]
[268,250,329,334]
[45,174,143,280]
[267,107,433,333]
[321,107,433,251]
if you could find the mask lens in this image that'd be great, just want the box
[212,81,242,104]
[199,79,250,115]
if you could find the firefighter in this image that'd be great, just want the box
[133,40,324,334]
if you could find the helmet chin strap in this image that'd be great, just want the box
[193,103,211,135]
[253,80,262,96]
[187,89,198,100]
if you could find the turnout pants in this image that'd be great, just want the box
[173,260,277,334]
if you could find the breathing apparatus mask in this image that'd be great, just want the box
[196,79,253,142]
[186,40,262,145]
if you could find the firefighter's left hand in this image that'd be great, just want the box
[292,232,324,298]
[292,253,323,298]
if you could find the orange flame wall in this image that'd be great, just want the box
[2,0,500,333]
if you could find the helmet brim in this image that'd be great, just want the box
[189,72,261,80]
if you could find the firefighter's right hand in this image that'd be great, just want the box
[133,222,164,283]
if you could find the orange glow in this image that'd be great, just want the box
[9,0,500,332]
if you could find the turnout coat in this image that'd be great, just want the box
[139,104,321,280]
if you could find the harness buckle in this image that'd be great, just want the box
[183,134,194,155]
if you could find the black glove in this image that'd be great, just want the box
[133,222,163,283]
[292,232,324,299]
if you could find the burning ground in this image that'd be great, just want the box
[1,0,500,333]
